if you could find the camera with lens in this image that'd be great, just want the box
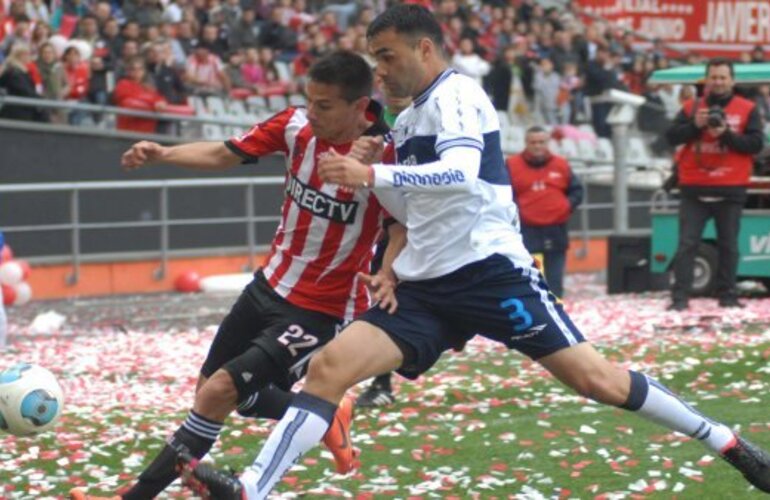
[707,106,726,128]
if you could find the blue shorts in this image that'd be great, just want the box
[359,253,585,379]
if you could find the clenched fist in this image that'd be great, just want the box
[349,136,384,164]
[121,141,167,170]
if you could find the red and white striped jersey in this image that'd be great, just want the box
[226,107,386,321]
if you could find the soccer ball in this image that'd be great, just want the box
[0,363,64,436]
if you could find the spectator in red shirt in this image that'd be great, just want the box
[113,56,167,133]
[62,45,90,124]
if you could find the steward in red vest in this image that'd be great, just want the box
[507,126,583,297]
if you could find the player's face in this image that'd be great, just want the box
[369,28,426,99]
[305,80,367,142]
[525,132,549,158]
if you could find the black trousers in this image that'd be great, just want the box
[671,196,743,302]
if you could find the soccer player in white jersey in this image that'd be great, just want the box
[69,51,406,500]
[189,6,770,499]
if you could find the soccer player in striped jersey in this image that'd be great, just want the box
[70,51,406,500]
[190,5,769,499]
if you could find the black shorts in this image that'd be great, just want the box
[359,254,586,379]
[200,272,341,396]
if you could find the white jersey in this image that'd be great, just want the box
[371,69,533,281]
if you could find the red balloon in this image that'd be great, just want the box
[0,245,12,263]
[2,284,16,306]
[16,260,31,280]
[174,270,201,293]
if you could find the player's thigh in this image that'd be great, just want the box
[304,320,404,396]
[223,315,340,399]
[200,282,269,378]
[358,282,465,380]
[451,254,586,359]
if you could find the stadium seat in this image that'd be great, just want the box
[627,137,652,168]
[274,61,292,81]
[576,138,598,164]
[267,95,289,112]
[246,95,268,113]
[206,96,228,117]
[559,138,580,161]
[596,138,615,163]
[227,100,248,118]
[202,123,226,140]
[288,93,307,107]
[548,139,563,156]
[245,112,261,124]
[503,126,525,154]
[228,126,246,138]
[188,95,208,117]
[577,123,597,138]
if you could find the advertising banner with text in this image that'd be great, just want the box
[577,0,770,58]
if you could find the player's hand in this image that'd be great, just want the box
[319,148,372,189]
[122,141,166,170]
[694,109,709,129]
[358,271,398,314]
[349,136,384,164]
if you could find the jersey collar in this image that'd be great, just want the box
[413,68,457,108]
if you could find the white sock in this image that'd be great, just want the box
[624,371,735,453]
[240,392,335,499]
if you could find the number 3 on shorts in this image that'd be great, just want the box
[277,325,319,357]
[500,298,533,332]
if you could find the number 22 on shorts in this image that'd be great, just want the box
[277,324,319,357]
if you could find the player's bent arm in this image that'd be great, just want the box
[371,189,407,224]
[370,146,480,192]
[380,222,407,280]
[160,141,243,170]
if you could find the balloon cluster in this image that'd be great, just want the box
[0,245,32,306]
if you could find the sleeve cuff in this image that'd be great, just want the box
[435,137,483,155]
[372,163,395,187]
[224,140,260,163]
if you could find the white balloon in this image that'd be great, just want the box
[67,39,92,60]
[48,34,68,58]
[200,273,253,293]
[13,282,32,305]
[0,262,23,286]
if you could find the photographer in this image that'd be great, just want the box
[665,58,765,311]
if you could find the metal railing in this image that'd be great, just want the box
[0,94,253,127]
[0,177,284,285]
[1,166,666,286]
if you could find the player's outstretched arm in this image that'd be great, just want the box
[121,141,242,171]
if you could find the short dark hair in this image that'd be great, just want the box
[707,57,735,78]
[308,50,373,102]
[366,4,444,52]
[526,126,548,136]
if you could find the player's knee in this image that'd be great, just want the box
[196,369,239,408]
[306,346,348,386]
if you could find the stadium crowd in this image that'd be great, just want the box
[0,0,765,133]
